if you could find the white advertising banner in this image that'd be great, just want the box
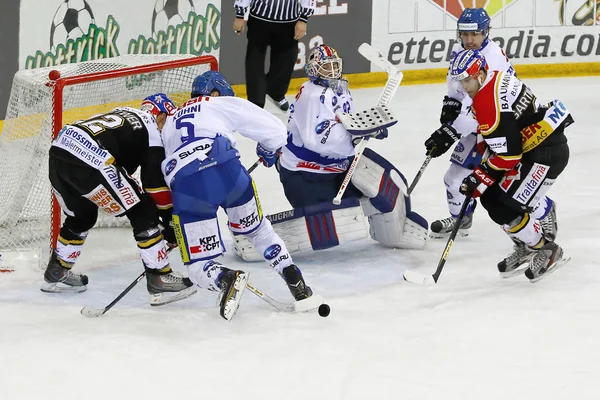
[19,0,222,70]
[372,0,600,70]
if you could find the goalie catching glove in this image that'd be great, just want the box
[424,124,461,157]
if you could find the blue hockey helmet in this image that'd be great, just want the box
[457,8,491,37]
[449,49,488,83]
[141,93,176,117]
[191,71,235,97]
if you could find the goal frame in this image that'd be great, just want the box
[47,55,218,253]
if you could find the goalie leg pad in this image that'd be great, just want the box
[232,198,368,261]
[352,149,428,249]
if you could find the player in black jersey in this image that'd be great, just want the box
[43,94,196,306]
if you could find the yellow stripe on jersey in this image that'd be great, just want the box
[137,235,162,249]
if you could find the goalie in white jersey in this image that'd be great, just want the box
[425,8,517,238]
[233,45,428,261]
[158,71,315,320]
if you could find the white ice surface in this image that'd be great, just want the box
[1,77,600,400]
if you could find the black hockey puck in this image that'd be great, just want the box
[318,303,330,317]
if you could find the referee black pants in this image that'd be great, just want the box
[245,16,298,108]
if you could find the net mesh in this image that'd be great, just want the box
[0,54,215,265]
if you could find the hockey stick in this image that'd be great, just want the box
[403,194,473,285]
[246,282,325,313]
[407,154,433,195]
[247,159,261,174]
[333,43,403,205]
[81,271,147,317]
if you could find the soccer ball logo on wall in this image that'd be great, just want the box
[152,0,195,38]
[50,0,95,51]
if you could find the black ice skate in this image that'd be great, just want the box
[269,95,289,111]
[281,265,313,301]
[41,252,88,293]
[539,201,558,241]
[430,200,476,239]
[146,268,197,306]
[497,238,536,278]
[216,268,249,321]
[524,241,571,283]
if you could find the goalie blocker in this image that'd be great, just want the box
[233,149,428,261]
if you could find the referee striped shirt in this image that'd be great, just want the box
[234,0,315,23]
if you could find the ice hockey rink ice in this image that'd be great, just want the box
[1,77,599,400]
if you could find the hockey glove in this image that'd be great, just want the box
[459,165,497,199]
[440,96,462,125]
[161,222,178,250]
[256,143,281,168]
[351,127,388,147]
[424,124,460,158]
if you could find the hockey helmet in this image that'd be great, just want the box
[191,71,235,97]
[457,8,491,36]
[141,93,176,117]
[449,49,488,83]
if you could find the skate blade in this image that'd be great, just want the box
[40,282,87,293]
[499,265,529,279]
[221,272,249,321]
[292,294,325,313]
[149,286,197,306]
[429,229,470,239]
[529,256,571,283]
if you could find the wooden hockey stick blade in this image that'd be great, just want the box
[402,269,437,285]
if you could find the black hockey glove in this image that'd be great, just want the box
[424,124,461,158]
[439,96,462,125]
[161,222,177,250]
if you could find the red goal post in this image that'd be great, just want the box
[0,54,218,272]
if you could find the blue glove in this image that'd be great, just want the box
[351,127,388,147]
[256,143,280,168]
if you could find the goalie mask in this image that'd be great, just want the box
[305,45,343,88]
[191,71,235,98]
[141,93,176,117]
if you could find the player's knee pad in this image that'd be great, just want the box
[502,213,543,248]
[134,225,170,271]
[351,149,428,249]
[232,197,368,261]
[172,215,225,265]
[225,181,262,235]
[55,227,89,267]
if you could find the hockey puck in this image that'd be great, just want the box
[318,303,330,317]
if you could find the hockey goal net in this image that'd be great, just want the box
[0,54,218,271]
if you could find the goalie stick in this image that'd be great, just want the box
[333,43,404,205]
[403,195,473,285]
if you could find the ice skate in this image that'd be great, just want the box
[525,241,570,283]
[539,200,558,241]
[216,268,249,321]
[497,238,536,278]
[281,264,313,301]
[146,268,197,306]
[41,252,88,293]
[430,212,474,239]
